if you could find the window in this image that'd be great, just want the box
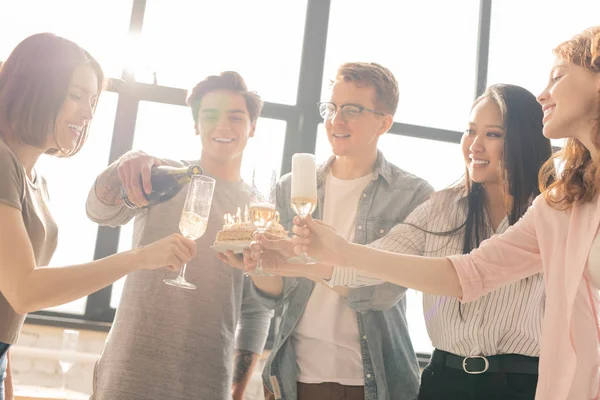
[111,101,287,307]
[378,133,465,190]
[407,291,433,354]
[36,93,119,314]
[0,1,133,79]
[315,125,464,190]
[10,2,523,358]
[487,1,600,150]
[133,0,308,104]
[322,0,480,131]
[487,0,600,98]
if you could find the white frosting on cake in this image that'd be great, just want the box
[222,221,256,231]
[222,221,285,232]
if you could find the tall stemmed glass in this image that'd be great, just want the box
[289,153,318,264]
[59,329,79,393]
[164,175,215,289]
[248,166,278,276]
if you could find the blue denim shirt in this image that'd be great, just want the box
[251,151,434,400]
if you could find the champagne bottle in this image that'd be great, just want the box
[121,164,203,209]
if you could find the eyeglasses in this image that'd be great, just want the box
[318,102,384,122]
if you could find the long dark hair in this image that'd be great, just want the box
[459,84,554,253]
[407,84,554,317]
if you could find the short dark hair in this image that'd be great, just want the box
[186,71,263,126]
[0,33,105,157]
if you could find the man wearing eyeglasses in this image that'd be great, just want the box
[226,62,434,400]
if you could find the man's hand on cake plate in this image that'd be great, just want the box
[217,232,300,276]
[216,249,253,272]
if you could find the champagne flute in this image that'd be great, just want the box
[249,166,278,276]
[289,153,318,264]
[59,329,79,392]
[164,175,216,289]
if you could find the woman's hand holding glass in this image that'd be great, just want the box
[289,214,351,267]
[243,232,333,280]
[218,232,298,275]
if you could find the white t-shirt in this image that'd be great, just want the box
[293,172,373,385]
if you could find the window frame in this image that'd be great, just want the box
[15,0,495,366]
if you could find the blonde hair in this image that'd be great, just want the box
[334,62,399,115]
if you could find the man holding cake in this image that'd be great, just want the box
[213,205,288,248]
[220,62,434,400]
[85,71,273,400]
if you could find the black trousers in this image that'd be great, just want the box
[418,359,538,400]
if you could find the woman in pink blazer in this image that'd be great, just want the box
[284,26,600,399]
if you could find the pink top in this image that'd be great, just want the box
[449,194,600,400]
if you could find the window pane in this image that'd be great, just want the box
[323,0,480,131]
[0,1,133,78]
[315,125,464,190]
[487,1,600,150]
[378,134,465,190]
[488,0,600,97]
[36,93,119,314]
[407,290,433,354]
[136,0,307,104]
[111,101,287,308]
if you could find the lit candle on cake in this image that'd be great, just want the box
[244,205,249,222]
[236,207,241,223]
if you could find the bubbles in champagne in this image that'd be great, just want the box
[249,203,277,230]
[291,197,317,217]
[179,211,208,239]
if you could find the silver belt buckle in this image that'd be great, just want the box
[462,356,489,374]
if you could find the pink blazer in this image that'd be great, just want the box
[449,194,600,399]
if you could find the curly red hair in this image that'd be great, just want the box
[539,26,600,209]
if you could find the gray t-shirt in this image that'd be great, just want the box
[86,160,272,400]
[0,139,57,344]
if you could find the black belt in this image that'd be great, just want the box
[430,349,539,375]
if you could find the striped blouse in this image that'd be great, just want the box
[328,188,544,357]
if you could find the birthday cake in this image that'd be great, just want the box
[213,206,288,245]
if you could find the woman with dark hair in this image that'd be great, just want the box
[381,84,551,399]
[289,26,600,399]
[0,33,196,398]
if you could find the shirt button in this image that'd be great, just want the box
[358,226,363,230]
[366,373,372,379]
[362,335,367,340]
[379,229,385,234]
[362,193,367,198]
